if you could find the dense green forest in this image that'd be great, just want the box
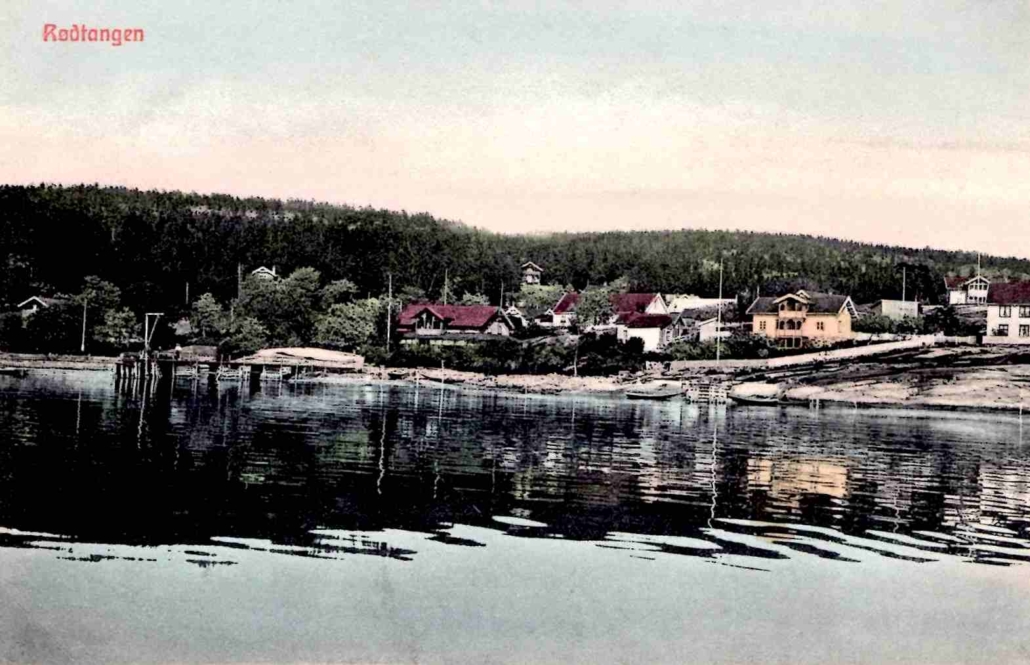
[3,183,1029,319]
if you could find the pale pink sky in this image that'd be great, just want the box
[2,1,1029,256]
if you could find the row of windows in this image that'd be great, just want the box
[995,306,1030,318]
[758,320,827,332]
[995,324,1030,337]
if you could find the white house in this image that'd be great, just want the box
[616,313,673,352]
[521,262,543,285]
[16,296,65,317]
[251,266,278,281]
[946,276,989,305]
[985,282,1030,345]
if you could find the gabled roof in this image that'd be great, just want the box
[552,292,580,315]
[610,293,660,314]
[945,275,989,289]
[521,261,543,272]
[745,297,776,315]
[17,296,53,309]
[251,266,278,278]
[746,291,854,315]
[987,282,1030,305]
[397,303,505,330]
[621,313,673,329]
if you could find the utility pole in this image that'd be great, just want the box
[80,297,88,353]
[237,263,243,300]
[386,273,392,349]
[902,267,906,301]
[716,261,724,365]
[185,281,190,306]
[443,268,449,305]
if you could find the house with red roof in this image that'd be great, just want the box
[549,292,580,328]
[396,303,514,346]
[985,282,1030,344]
[616,312,674,352]
[609,293,668,318]
[607,294,671,351]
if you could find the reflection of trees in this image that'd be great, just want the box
[3,379,1030,562]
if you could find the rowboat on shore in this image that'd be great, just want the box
[625,385,683,400]
[728,393,783,406]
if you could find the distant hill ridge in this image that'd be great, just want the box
[2,183,1028,315]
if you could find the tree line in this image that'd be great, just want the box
[2,183,1027,355]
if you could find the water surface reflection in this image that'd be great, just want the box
[1,372,1028,569]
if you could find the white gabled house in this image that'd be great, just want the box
[17,296,65,317]
[251,266,279,281]
[985,282,1030,344]
[945,275,989,305]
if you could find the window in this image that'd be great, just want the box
[1000,306,1012,317]
[1021,306,1030,318]
[759,321,767,331]
[997,324,1010,336]
[816,321,825,331]
[1021,325,1030,338]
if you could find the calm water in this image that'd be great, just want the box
[2,371,1029,664]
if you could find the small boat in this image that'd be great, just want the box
[626,386,683,400]
[728,393,783,406]
[0,367,28,378]
[387,369,408,380]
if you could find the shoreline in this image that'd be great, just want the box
[4,347,1030,416]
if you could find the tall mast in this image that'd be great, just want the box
[386,273,392,349]
[716,261,724,365]
[902,267,906,301]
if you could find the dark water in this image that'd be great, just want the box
[2,371,1029,664]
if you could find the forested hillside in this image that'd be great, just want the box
[3,184,1028,316]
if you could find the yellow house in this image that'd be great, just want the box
[746,290,856,348]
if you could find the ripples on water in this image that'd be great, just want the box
[1,371,1028,570]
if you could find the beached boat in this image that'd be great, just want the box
[0,367,28,378]
[728,393,783,406]
[625,386,683,400]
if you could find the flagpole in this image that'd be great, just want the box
[716,261,723,365]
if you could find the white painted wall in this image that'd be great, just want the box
[986,305,1030,341]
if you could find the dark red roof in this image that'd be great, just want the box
[945,275,988,289]
[621,313,673,329]
[397,304,502,330]
[988,282,1030,305]
[553,292,580,314]
[610,293,659,314]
